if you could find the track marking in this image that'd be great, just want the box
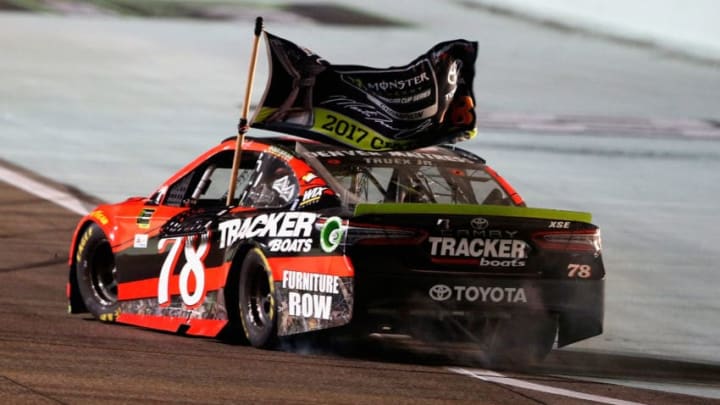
[448,367,646,405]
[0,165,89,215]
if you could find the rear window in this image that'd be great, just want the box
[299,145,515,207]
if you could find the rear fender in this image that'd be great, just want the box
[557,288,605,347]
[267,254,355,336]
[558,311,604,347]
[224,235,356,336]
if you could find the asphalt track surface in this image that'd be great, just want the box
[2,3,720,403]
[2,168,719,404]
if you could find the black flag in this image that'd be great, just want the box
[251,32,478,151]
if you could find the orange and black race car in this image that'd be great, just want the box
[68,135,604,365]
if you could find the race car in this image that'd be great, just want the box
[68,135,604,364]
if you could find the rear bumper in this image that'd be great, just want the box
[353,273,604,347]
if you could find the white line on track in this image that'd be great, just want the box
[448,367,646,405]
[0,165,89,215]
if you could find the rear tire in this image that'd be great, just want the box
[236,248,277,348]
[75,223,119,321]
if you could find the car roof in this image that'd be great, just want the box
[228,134,486,164]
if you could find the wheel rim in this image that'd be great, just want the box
[244,262,272,331]
[89,242,117,305]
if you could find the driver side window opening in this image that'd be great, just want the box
[239,152,299,209]
[163,151,259,208]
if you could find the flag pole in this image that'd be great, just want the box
[227,16,264,206]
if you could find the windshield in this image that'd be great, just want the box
[299,144,516,207]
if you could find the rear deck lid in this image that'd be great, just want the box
[348,203,600,275]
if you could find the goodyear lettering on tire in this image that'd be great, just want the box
[99,309,120,323]
[75,227,93,262]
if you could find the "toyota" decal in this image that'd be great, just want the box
[428,284,452,301]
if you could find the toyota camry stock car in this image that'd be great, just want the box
[67,135,604,363]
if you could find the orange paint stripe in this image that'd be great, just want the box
[185,319,228,336]
[117,313,227,337]
[485,165,525,206]
[117,313,185,333]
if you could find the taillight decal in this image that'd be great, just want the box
[532,229,602,253]
[347,223,427,245]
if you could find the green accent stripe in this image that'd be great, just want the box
[353,203,592,223]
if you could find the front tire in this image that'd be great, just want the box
[75,223,119,321]
[237,248,277,348]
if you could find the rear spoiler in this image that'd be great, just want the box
[353,203,593,223]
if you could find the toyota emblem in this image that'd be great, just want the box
[470,217,489,230]
[429,284,452,301]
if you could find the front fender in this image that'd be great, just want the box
[67,208,118,314]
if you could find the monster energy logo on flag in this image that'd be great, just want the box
[251,32,478,151]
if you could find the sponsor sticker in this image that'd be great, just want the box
[267,238,312,253]
[429,284,527,303]
[429,237,528,260]
[133,234,148,249]
[301,172,318,183]
[299,186,327,207]
[218,212,317,248]
[90,210,109,225]
[272,175,296,202]
[320,216,344,253]
[282,270,340,320]
[136,208,155,229]
[306,149,472,163]
[267,146,293,161]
